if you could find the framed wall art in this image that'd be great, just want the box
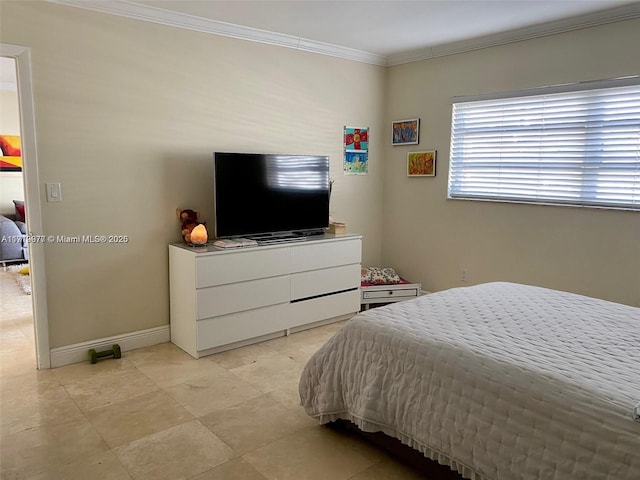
[392,118,419,145]
[0,135,22,171]
[407,150,436,177]
[344,127,368,151]
[344,151,368,175]
[344,126,368,175]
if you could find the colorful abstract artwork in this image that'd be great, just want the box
[344,127,368,151]
[0,135,22,171]
[344,126,368,175]
[407,150,436,177]
[344,151,368,175]
[392,119,420,145]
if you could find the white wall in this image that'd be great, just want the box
[383,18,640,306]
[0,1,386,347]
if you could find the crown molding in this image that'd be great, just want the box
[48,1,640,67]
[387,3,640,66]
[47,0,388,66]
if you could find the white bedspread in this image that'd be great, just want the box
[299,282,640,480]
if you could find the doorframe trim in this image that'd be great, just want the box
[1,43,51,369]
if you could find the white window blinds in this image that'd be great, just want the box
[448,79,640,210]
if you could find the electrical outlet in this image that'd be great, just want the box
[461,269,467,283]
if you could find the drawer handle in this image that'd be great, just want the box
[388,291,393,295]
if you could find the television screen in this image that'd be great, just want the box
[214,152,330,239]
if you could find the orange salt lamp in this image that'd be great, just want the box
[190,224,208,245]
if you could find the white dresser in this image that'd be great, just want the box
[169,234,362,358]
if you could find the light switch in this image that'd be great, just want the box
[46,182,62,202]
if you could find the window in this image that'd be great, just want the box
[448,78,640,210]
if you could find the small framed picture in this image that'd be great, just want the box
[0,135,22,171]
[407,150,436,177]
[344,151,368,175]
[392,118,419,145]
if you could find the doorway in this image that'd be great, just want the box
[0,56,34,372]
[1,44,50,369]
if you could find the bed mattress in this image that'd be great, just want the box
[299,282,640,480]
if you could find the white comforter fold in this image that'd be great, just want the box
[299,282,640,480]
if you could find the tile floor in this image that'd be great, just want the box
[0,270,430,479]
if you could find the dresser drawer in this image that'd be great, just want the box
[196,247,290,288]
[361,284,421,301]
[291,264,360,301]
[197,276,290,319]
[197,303,290,350]
[290,289,360,325]
[290,238,361,272]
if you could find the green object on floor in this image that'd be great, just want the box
[88,344,121,364]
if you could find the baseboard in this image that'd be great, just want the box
[49,325,171,368]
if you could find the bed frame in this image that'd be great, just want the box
[328,420,465,479]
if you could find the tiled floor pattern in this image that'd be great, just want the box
[0,270,431,479]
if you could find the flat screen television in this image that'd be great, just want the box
[213,152,330,239]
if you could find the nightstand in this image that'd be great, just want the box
[360,281,422,310]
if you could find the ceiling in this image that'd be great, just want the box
[132,0,636,53]
[37,0,640,65]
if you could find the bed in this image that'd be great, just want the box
[299,282,640,480]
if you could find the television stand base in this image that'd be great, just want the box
[249,233,304,245]
[293,229,325,237]
[247,230,325,244]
